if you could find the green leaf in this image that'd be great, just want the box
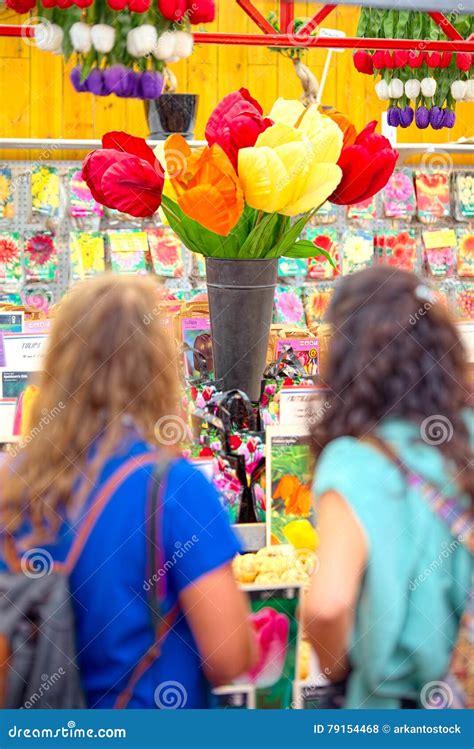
[238,212,283,259]
[356,8,370,38]
[412,11,423,39]
[80,50,96,83]
[267,211,315,258]
[383,10,398,39]
[284,239,337,270]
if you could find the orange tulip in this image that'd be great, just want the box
[164,134,244,236]
[273,474,312,517]
[317,108,357,149]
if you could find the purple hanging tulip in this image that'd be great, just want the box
[138,71,164,100]
[387,107,401,127]
[429,106,444,130]
[116,70,139,99]
[442,108,456,128]
[415,106,430,129]
[70,66,87,93]
[103,65,128,96]
[84,69,105,96]
[399,106,414,128]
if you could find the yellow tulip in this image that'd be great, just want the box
[282,519,319,552]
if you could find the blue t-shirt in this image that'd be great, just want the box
[0,436,241,708]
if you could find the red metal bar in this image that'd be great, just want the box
[235,0,275,35]
[280,0,294,34]
[428,11,464,42]
[193,32,474,52]
[0,24,34,37]
[299,4,337,36]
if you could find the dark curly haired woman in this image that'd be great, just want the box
[305,266,472,709]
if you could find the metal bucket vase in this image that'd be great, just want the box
[205,258,278,401]
[147,94,199,140]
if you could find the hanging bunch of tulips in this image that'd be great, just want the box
[5,0,215,99]
[81,89,398,258]
[353,8,474,130]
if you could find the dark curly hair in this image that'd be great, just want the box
[311,266,473,507]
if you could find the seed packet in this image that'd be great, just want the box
[456,228,474,277]
[304,285,333,330]
[70,231,106,279]
[0,167,14,220]
[146,226,184,278]
[194,253,206,277]
[266,425,316,549]
[181,316,213,379]
[454,172,474,221]
[382,170,416,218]
[342,229,374,273]
[453,281,473,319]
[306,200,338,225]
[0,232,22,287]
[278,257,307,278]
[347,195,377,220]
[1,371,36,400]
[22,286,54,315]
[305,228,340,279]
[68,168,103,217]
[273,287,306,327]
[275,339,319,377]
[23,232,58,283]
[415,171,451,223]
[31,164,60,218]
[422,228,457,277]
[108,231,148,274]
[375,228,417,271]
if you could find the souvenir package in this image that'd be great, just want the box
[146,226,184,278]
[306,228,340,279]
[273,286,306,327]
[70,231,105,279]
[422,228,457,277]
[456,228,474,277]
[31,164,60,218]
[108,231,148,274]
[347,195,377,220]
[23,232,58,283]
[304,285,333,331]
[0,232,22,288]
[341,229,373,273]
[375,229,417,272]
[277,257,307,278]
[382,170,416,218]
[0,167,14,220]
[453,281,473,319]
[454,172,474,221]
[266,425,316,550]
[68,168,103,218]
[415,171,451,223]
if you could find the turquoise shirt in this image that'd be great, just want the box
[314,414,472,709]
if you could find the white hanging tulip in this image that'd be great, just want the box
[420,77,437,97]
[69,22,92,54]
[172,30,193,60]
[133,24,158,57]
[91,24,115,54]
[464,79,474,101]
[404,79,421,100]
[35,23,63,52]
[126,29,140,58]
[153,31,176,61]
[375,79,390,101]
[450,79,467,101]
[388,78,404,99]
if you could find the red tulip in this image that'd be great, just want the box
[372,50,386,69]
[158,0,186,21]
[353,50,374,74]
[128,0,150,10]
[426,51,441,68]
[384,51,395,69]
[439,51,452,68]
[329,121,398,206]
[82,131,164,218]
[205,88,273,171]
[408,50,424,68]
[394,51,409,68]
[187,0,215,23]
[5,0,35,10]
[107,0,127,8]
[75,0,93,6]
[456,53,471,72]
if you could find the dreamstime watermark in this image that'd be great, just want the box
[9,402,65,458]
[21,669,65,709]
[154,415,189,446]
[419,149,454,175]
[154,680,188,709]
[20,548,54,578]
[420,680,453,709]
[143,536,199,592]
[420,415,453,446]
[307,400,331,427]
[408,536,464,592]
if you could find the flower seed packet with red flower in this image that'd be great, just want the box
[415,171,451,224]
[457,228,474,277]
[146,226,184,278]
[455,173,474,221]
[68,168,103,218]
[347,195,377,221]
[0,167,14,220]
[305,228,340,279]
[278,258,307,278]
[304,285,333,330]
[342,229,374,274]
[422,228,457,277]
[273,287,306,327]
[375,229,418,272]
[31,165,60,218]
[382,170,416,218]
[453,281,473,319]
[0,232,22,288]
[23,232,58,283]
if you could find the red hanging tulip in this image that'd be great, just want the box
[5,0,36,11]
[158,0,186,21]
[353,50,374,74]
[394,50,409,68]
[408,50,424,68]
[186,0,215,24]
[82,131,165,218]
[107,0,127,8]
[128,0,150,11]
[56,0,74,7]
[205,88,273,171]
[41,0,57,6]
[426,51,441,68]
[372,50,386,70]
[75,0,93,6]
[439,51,452,68]
[456,53,471,72]
[329,121,398,206]
[384,51,395,69]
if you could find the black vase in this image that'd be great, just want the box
[205,258,278,401]
[147,93,199,140]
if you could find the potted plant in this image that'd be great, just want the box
[82,89,398,399]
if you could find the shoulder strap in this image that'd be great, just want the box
[363,435,473,554]
[146,457,172,630]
